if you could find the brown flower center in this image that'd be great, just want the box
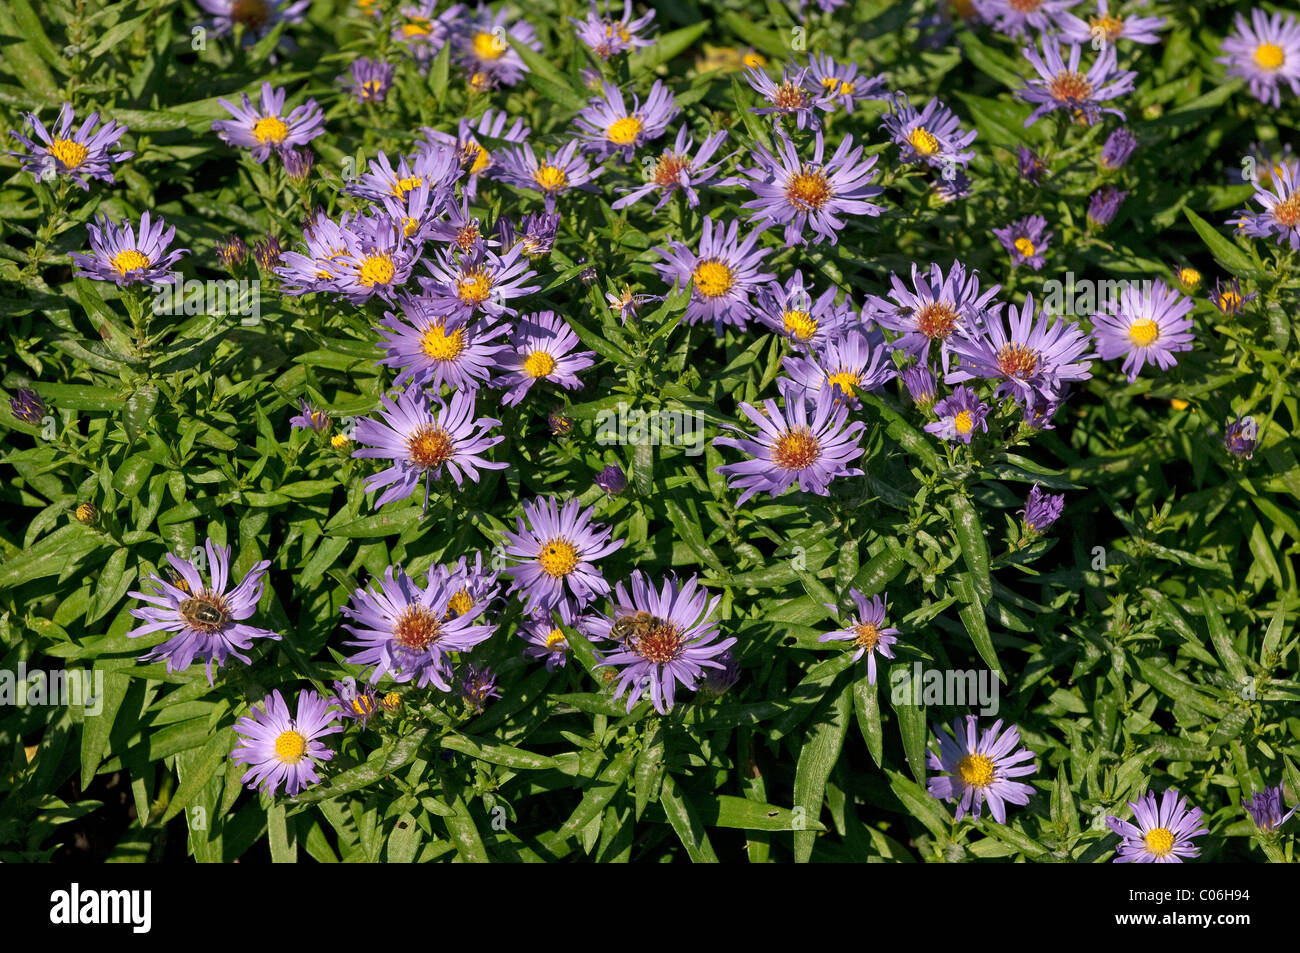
[407,424,455,468]
[915,301,959,340]
[1049,70,1094,104]
[996,343,1040,378]
[772,428,821,470]
[393,604,441,651]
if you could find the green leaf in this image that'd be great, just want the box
[949,491,992,603]
[793,683,851,862]
[1182,208,1263,280]
[659,773,720,862]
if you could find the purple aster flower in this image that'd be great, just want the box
[1020,482,1064,533]
[1017,145,1046,184]
[744,64,823,131]
[421,108,531,201]
[341,564,495,689]
[803,52,889,113]
[1100,126,1137,169]
[212,82,325,164]
[1209,276,1257,316]
[980,0,1079,38]
[1107,788,1208,863]
[419,242,541,321]
[331,215,417,304]
[866,260,1000,365]
[925,385,990,444]
[1092,280,1194,381]
[589,572,735,714]
[275,213,360,296]
[459,663,501,712]
[902,364,937,408]
[519,608,574,671]
[1086,184,1129,227]
[126,538,278,684]
[1243,784,1297,832]
[289,397,330,432]
[994,215,1052,270]
[197,0,308,44]
[728,128,884,247]
[714,385,866,505]
[338,57,396,103]
[10,387,45,425]
[216,234,247,270]
[572,80,678,162]
[778,328,897,406]
[352,387,506,508]
[652,215,774,335]
[595,464,628,495]
[506,211,560,258]
[282,148,314,183]
[755,271,853,350]
[1019,36,1135,128]
[454,3,542,89]
[494,139,601,212]
[502,497,624,613]
[1218,9,1300,109]
[611,127,729,211]
[1055,1,1164,46]
[231,689,341,797]
[253,235,282,271]
[331,677,379,726]
[346,147,461,205]
[494,310,596,406]
[393,2,463,71]
[880,95,977,170]
[8,103,132,190]
[1238,160,1300,250]
[570,0,656,59]
[379,178,444,248]
[947,294,1095,411]
[70,211,188,287]
[926,716,1036,823]
[430,551,502,622]
[818,589,900,685]
[1222,414,1259,460]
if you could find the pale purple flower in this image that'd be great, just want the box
[927,716,1036,823]
[231,689,341,797]
[1107,788,1208,863]
[8,103,132,189]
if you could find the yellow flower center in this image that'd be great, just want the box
[401,18,430,37]
[457,268,493,305]
[407,424,456,468]
[1178,267,1201,288]
[1089,13,1124,41]
[1255,43,1285,71]
[1218,289,1242,311]
[538,539,579,578]
[826,370,860,397]
[468,71,491,92]
[393,604,441,651]
[523,350,557,378]
[1014,237,1036,258]
[742,52,767,69]
[351,696,374,716]
[1170,398,1190,411]
[252,115,289,145]
[75,503,96,523]
[357,253,396,287]
[1274,194,1300,228]
[448,588,474,617]
[533,163,568,191]
[692,259,734,298]
[50,137,89,169]
[362,80,383,99]
[1144,827,1175,857]
[468,142,491,175]
[821,77,842,94]
[110,249,151,277]
[391,175,422,198]
[785,166,833,210]
[402,216,420,237]
[783,309,818,342]
[1049,70,1094,103]
[274,730,307,763]
[545,629,567,650]
[957,753,995,788]
[954,410,974,434]
[331,434,351,449]
[908,127,940,156]
[473,31,506,61]
[772,427,821,470]
[853,622,880,651]
[607,116,644,145]
[1128,317,1160,347]
[421,322,467,361]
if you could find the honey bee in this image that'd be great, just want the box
[609,610,656,653]
[179,597,230,629]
